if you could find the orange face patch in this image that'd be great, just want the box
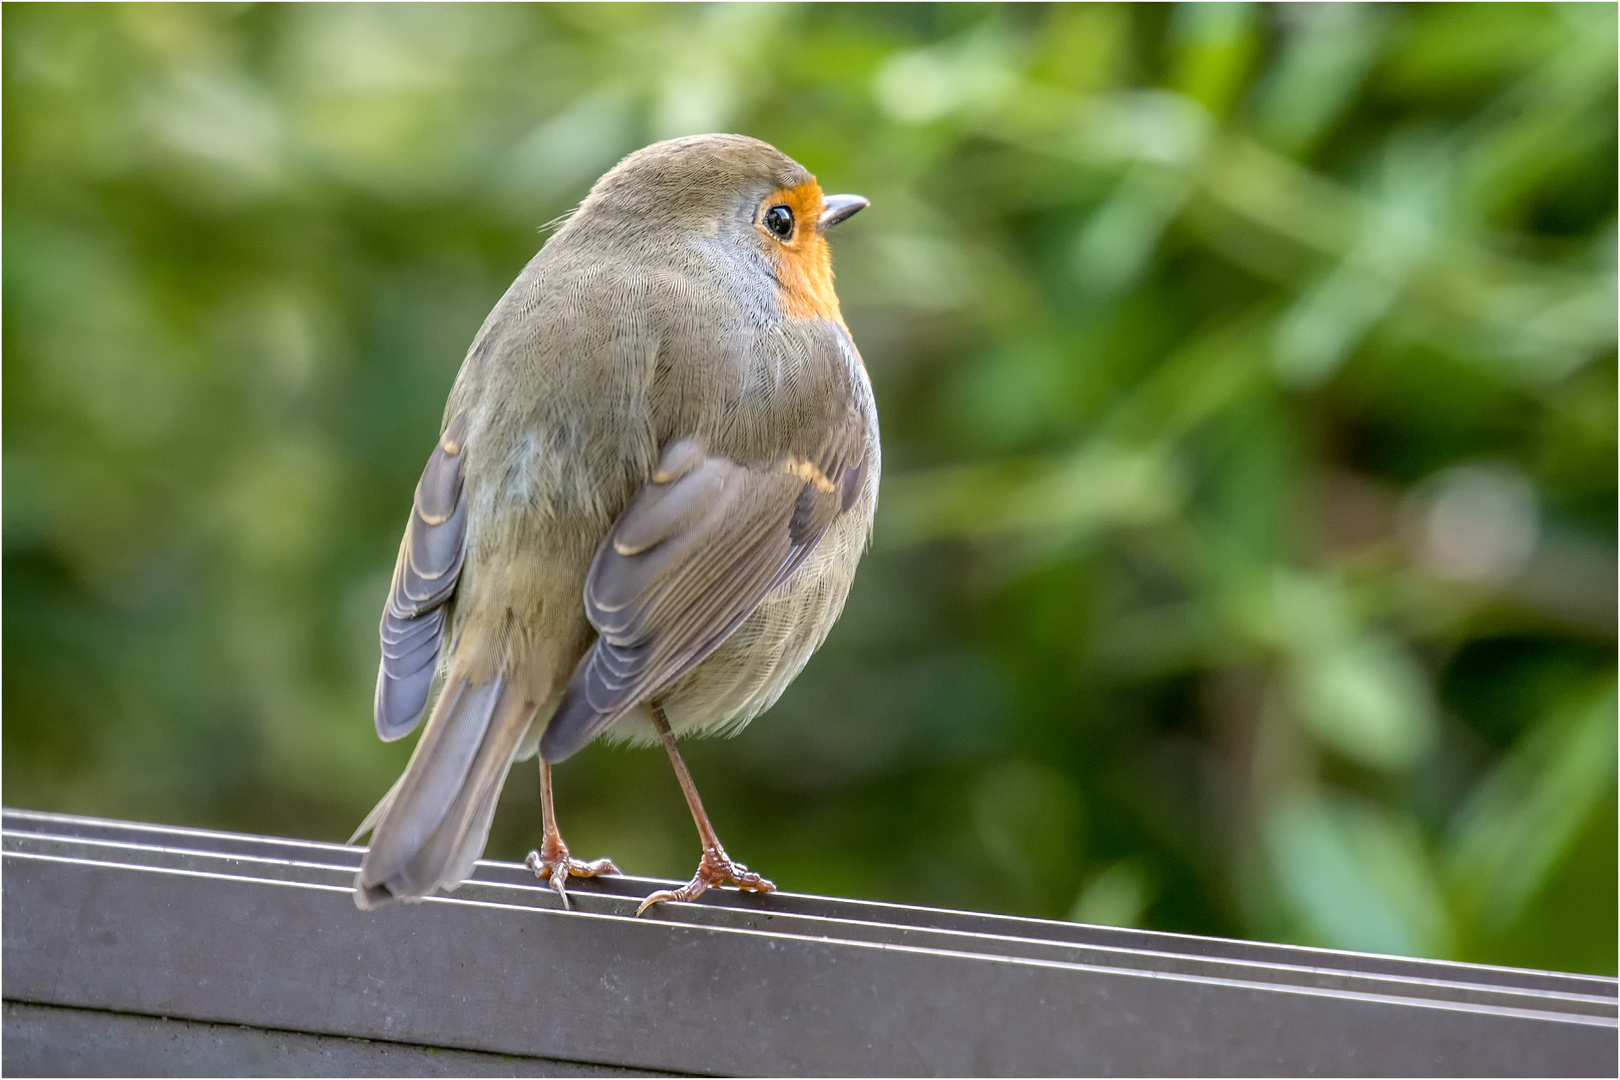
[758,180,845,327]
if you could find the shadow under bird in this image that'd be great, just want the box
[352,134,878,914]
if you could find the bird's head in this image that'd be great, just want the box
[568,134,867,325]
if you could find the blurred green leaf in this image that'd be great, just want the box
[1448,684,1618,935]
[1069,856,1157,928]
[1265,791,1452,957]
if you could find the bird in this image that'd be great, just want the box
[351,133,878,915]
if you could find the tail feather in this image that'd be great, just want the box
[347,772,402,846]
[355,671,534,909]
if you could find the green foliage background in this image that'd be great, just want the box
[5,3,1615,974]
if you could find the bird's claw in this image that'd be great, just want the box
[635,844,775,916]
[525,839,620,910]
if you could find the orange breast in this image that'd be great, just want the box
[766,180,845,328]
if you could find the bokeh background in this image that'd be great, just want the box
[5,3,1615,975]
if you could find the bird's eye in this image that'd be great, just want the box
[762,204,794,240]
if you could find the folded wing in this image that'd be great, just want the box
[540,421,865,763]
[375,412,469,741]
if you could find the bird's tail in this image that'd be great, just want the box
[354,668,534,909]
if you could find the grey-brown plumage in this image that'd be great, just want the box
[354,134,878,910]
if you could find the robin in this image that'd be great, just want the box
[352,134,877,914]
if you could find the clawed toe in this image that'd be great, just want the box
[634,886,683,915]
[525,843,620,909]
[635,845,775,916]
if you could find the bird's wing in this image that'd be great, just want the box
[540,414,867,762]
[375,411,469,741]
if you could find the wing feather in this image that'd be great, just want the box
[375,412,469,741]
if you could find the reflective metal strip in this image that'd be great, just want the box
[3,809,1614,1076]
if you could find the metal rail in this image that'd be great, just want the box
[3,808,1614,1077]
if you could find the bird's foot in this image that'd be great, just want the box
[525,836,620,910]
[635,844,775,915]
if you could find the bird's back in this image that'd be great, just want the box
[442,227,877,734]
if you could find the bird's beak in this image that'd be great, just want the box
[819,194,869,232]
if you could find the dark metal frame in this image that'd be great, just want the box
[3,809,1614,1076]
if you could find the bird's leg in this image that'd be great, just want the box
[525,759,619,908]
[636,701,775,916]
